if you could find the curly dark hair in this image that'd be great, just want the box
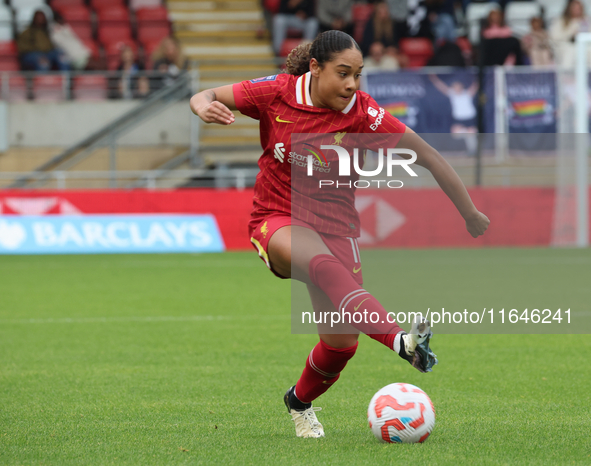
[285,30,361,76]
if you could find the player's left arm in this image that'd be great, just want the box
[190,84,236,125]
[397,126,490,238]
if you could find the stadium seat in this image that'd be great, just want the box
[137,24,170,47]
[97,6,131,25]
[135,6,168,22]
[352,3,374,44]
[399,37,434,68]
[0,5,13,42]
[57,5,91,23]
[98,24,133,46]
[263,0,280,14]
[33,75,66,102]
[505,2,543,38]
[90,0,125,11]
[0,57,19,71]
[0,40,17,58]
[50,0,84,11]
[70,22,93,41]
[279,38,303,57]
[466,2,500,44]
[129,0,162,10]
[2,74,28,101]
[73,74,107,100]
[0,41,18,70]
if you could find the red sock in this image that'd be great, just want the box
[295,340,358,403]
[308,254,404,350]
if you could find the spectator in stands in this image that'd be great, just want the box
[49,13,90,70]
[482,9,513,40]
[426,40,465,66]
[363,41,400,71]
[481,9,523,66]
[117,45,150,99]
[360,1,396,56]
[521,16,553,67]
[550,0,590,69]
[428,0,457,45]
[317,0,354,36]
[17,10,70,71]
[272,0,318,56]
[152,36,189,89]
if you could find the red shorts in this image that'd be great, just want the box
[249,213,363,285]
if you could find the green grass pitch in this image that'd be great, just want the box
[1,249,590,465]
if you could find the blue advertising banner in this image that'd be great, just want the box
[0,214,225,254]
[505,71,556,133]
[365,69,496,135]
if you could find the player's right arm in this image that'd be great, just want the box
[190,85,236,125]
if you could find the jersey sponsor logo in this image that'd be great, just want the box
[333,132,346,145]
[287,151,331,173]
[275,115,294,124]
[274,142,286,162]
[368,107,378,117]
[370,107,386,131]
[302,143,329,166]
[250,75,278,83]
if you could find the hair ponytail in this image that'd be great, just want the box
[284,31,361,76]
[286,42,312,76]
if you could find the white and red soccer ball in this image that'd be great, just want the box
[367,383,435,443]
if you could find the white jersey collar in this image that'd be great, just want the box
[295,71,357,114]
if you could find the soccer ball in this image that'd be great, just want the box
[367,383,435,443]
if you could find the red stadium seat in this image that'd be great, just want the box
[3,74,28,102]
[58,5,91,23]
[279,38,303,57]
[135,6,168,22]
[0,42,19,72]
[0,58,19,71]
[98,24,133,46]
[73,75,108,100]
[264,0,280,14]
[70,23,93,41]
[0,41,17,57]
[91,0,125,11]
[33,75,66,102]
[51,0,85,12]
[137,24,170,46]
[399,38,434,68]
[352,3,374,44]
[97,6,130,25]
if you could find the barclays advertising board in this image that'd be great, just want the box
[0,215,225,254]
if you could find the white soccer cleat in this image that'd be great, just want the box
[405,316,432,355]
[288,407,325,438]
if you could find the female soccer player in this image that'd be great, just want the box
[190,31,490,439]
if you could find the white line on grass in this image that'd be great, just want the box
[0,315,290,324]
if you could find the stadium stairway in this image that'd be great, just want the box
[169,0,278,165]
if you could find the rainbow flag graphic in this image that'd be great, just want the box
[384,102,408,117]
[512,99,546,117]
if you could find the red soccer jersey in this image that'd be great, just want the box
[233,71,406,237]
